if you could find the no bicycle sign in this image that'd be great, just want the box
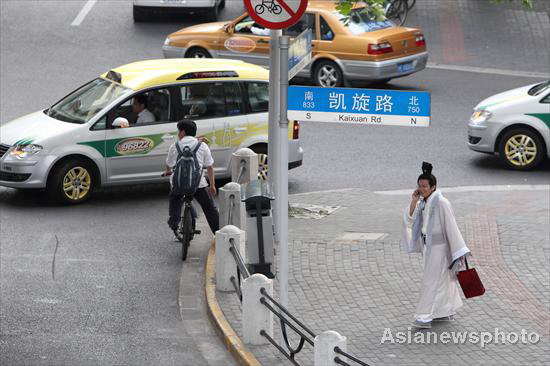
[244,0,308,29]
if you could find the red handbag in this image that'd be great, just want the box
[455,258,485,298]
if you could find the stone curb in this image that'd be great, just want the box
[204,240,262,366]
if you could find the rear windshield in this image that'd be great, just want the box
[528,81,550,96]
[47,78,130,124]
[335,8,395,35]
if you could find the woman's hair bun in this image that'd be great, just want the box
[421,161,433,175]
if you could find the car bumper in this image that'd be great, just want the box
[0,154,54,189]
[163,45,187,58]
[288,139,303,170]
[134,0,216,8]
[341,51,428,81]
[467,121,501,154]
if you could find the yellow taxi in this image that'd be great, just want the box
[163,1,428,87]
[0,59,303,203]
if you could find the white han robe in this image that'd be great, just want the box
[400,191,470,322]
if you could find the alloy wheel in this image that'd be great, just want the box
[62,166,91,201]
[504,134,538,167]
[317,65,339,87]
[257,153,268,180]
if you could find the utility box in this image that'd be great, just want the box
[242,180,275,278]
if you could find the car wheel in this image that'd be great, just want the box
[498,128,544,170]
[251,145,268,181]
[48,159,95,204]
[185,47,211,59]
[314,60,344,87]
[133,5,148,22]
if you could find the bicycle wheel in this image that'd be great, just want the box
[272,5,282,14]
[407,0,416,11]
[254,4,265,14]
[180,206,193,261]
[386,0,408,26]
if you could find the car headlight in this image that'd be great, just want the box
[164,37,172,46]
[9,144,43,158]
[470,110,492,124]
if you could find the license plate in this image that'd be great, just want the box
[397,62,413,73]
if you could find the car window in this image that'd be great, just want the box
[48,78,130,124]
[91,115,107,130]
[180,82,244,119]
[284,13,316,39]
[529,81,550,96]
[108,87,172,128]
[320,16,334,41]
[541,93,550,104]
[235,16,270,36]
[246,82,269,113]
[335,8,395,35]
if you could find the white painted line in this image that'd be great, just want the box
[71,0,97,26]
[374,185,550,195]
[427,62,549,79]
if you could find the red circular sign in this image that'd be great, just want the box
[244,0,308,30]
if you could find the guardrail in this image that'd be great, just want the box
[228,237,250,302]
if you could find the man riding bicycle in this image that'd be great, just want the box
[164,119,219,236]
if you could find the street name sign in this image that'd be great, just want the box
[244,0,308,29]
[288,29,312,80]
[287,86,431,127]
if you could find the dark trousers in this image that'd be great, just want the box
[168,188,219,234]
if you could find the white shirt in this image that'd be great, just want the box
[166,136,214,189]
[136,108,156,124]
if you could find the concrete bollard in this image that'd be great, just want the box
[219,182,242,228]
[314,330,347,366]
[215,225,245,292]
[242,273,273,345]
[231,148,258,185]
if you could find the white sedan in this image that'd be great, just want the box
[467,81,550,170]
[133,0,224,22]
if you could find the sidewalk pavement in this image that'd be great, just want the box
[216,186,550,366]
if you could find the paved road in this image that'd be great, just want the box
[0,0,548,365]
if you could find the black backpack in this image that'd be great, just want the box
[172,141,202,195]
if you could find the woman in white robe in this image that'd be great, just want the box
[400,162,471,328]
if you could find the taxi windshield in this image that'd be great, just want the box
[528,81,550,96]
[336,8,395,35]
[47,78,130,124]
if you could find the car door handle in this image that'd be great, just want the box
[257,39,269,44]
[233,127,247,134]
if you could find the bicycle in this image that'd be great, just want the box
[173,194,201,261]
[255,0,282,15]
[384,0,415,26]
[162,171,201,261]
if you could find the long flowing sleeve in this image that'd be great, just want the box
[400,204,422,254]
[439,198,470,262]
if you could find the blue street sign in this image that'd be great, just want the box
[287,86,431,127]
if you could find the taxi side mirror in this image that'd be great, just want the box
[112,117,129,128]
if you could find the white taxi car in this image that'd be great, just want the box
[0,59,303,203]
[467,81,549,170]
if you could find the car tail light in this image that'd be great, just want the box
[415,34,426,47]
[367,42,393,55]
[292,120,300,140]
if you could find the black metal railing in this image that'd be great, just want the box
[334,347,370,366]
[259,287,316,365]
[228,238,249,302]
[228,193,235,226]
[237,160,246,184]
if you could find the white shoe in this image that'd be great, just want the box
[433,315,455,322]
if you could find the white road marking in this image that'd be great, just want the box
[427,62,549,79]
[374,184,550,195]
[71,0,97,26]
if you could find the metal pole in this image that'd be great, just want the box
[268,29,281,246]
[277,35,290,315]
